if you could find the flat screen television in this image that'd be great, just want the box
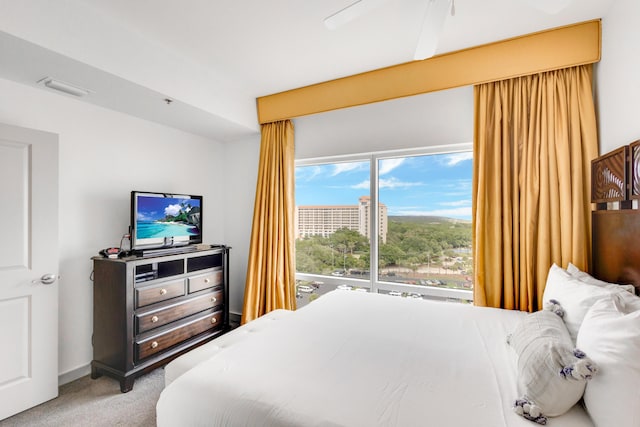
[130,191,202,251]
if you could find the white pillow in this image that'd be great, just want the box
[567,262,636,294]
[507,306,597,423]
[576,295,640,427]
[542,264,629,343]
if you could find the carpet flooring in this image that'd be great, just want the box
[0,368,164,427]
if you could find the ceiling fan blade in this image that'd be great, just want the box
[517,0,572,14]
[413,0,452,60]
[324,0,392,30]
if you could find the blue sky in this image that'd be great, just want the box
[136,196,201,221]
[295,152,473,220]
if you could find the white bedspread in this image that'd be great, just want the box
[157,290,594,427]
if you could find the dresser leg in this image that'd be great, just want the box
[120,376,135,393]
[90,364,102,380]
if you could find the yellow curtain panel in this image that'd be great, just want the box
[473,64,597,312]
[242,120,297,324]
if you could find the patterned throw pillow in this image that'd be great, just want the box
[507,300,598,424]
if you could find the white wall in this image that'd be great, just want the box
[223,136,261,315]
[0,77,226,383]
[597,0,640,153]
[293,86,473,159]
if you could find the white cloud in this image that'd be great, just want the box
[439,179,472,195]
[164,204,182,216]
[352,180,370,189]
[379,158,405,175]
[439,199,471,207]
[137,211,156,221]
[380,177,422,189]
[443,152,473,166]
[331,162,366,176]
[350,177,423,190]
[296,165,323,182]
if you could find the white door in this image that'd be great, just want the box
[0,122,59,420]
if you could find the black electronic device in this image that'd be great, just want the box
[130,191,203,253]
[100,247,124,259]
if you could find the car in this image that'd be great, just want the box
[337,284,352,291]
[388,291,402,297]
[297,285,314,293]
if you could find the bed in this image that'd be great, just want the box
[156,144,640,427]
[158,289,602,426]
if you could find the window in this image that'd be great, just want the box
[295,159,370,278]
[295,145,473,307]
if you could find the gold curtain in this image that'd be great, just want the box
[242,120,297,324]
[473,64,598,312]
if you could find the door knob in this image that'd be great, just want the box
[32,273,58,285]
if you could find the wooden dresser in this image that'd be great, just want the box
[91,245,230,392]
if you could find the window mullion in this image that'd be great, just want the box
[370,154,379,292]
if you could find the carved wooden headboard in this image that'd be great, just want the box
[591,140,640,292]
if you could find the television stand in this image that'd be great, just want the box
[91,245,230,392]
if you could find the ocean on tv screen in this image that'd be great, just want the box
[136,220,200,239]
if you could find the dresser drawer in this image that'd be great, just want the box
[188,269,223,293]
[136,289,224,334]
[136,310,223,361]
[136,279,185,308]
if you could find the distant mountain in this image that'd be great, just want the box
[389,216,472,224]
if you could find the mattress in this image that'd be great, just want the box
[157,290,594,426]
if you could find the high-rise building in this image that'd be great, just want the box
[295,196,387,243]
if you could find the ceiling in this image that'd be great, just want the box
[0,0,616,142]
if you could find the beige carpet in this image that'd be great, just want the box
[0,368,164,427]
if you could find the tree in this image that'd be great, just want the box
[330,228,368,254]
[379,244,405,268]
[294,218,471,280]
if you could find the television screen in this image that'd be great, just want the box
[131,191,202,250]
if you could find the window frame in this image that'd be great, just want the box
[295,143,473,302]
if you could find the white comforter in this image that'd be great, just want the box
[157,290,594,426]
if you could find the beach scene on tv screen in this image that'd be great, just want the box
[136,196,201,239]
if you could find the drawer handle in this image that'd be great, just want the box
[211,317,217,324]
[151,315,159,323]
[211,296,217,303]
[159,288,167,296]
[204,278,210,284]
[150,341,158,349]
